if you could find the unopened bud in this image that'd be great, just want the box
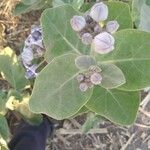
[92,32,115,54]
[21,47,33,65]
[81,33,93,45]
[106,20,119,34]
[90,72,102,85]
[90,2,108,22]
[32,30,42,41]
[77,74,84,82]
[79,82,88,92]
[70,16,86,32]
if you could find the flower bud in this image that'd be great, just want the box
[90,72,102,85]
[70,16,86,32]
[92,32,115,54]
[106,20,119,34]
[77,74,84,82]
[79,82,88,92]
[32,30,42,41]
[21,47,33,65]
[90,2,108,22]
[81,33,93,45]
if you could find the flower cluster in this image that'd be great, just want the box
[70,2,119,54]
[77,66,102,92]
[21,25,45,79]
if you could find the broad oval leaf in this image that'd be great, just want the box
[96,29,150,91]
[41,5,90,61]
[86,86,140,125]
[29,54,92,120]
[99,63,126,89]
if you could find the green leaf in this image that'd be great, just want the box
[86,86,140,125]
[0,115,9,140]
[138,3,150,32]
[29,54,92,120]
[96,29,150,91]
[80,1,133,30]
[41,5,90,62]
[22,0,38,5]
[72,0,84,10]
[82,113,100,133]
[107,1,133,30]
[75,55,96,70]
[0,91,7,114]
[100,63,126,89]
[53,0,84,10]
[132,0,145,27]
[69,106,89,118]
[132,0,150,32]
[13,0,52,15]
[0,47,29,90]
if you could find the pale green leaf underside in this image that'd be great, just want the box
[96,29,150,91]
[41,5,90,62]
[100,63,126,89]
[29,54,92,120]
[86,86,140,125]
[75,55,96,70]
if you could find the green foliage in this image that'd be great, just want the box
[0,115,9,140]
[41,5,90,62]
[13,0,53,15]
[80,1,133,30]
[86,87,140,125]
[29,54,93,120]
[4,0,150,128]
[75,55,96,70]
[100,63,126,89]
[29,2,150,125]
[0,91,7,114]
[42,2,132,61]
[132,0,150,32]
[0,47,29,90]
[82,113,100,133]
[53,0,84,10]
[96,29,150,91]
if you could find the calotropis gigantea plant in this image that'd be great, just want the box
[28,1,150,125]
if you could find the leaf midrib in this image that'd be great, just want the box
[45,14,81,55]
[100,57,150,64]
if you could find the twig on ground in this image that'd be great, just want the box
[140,92,150,109]
[56,128,108,135]
[139,107,150,118]
[120,133,136,150]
